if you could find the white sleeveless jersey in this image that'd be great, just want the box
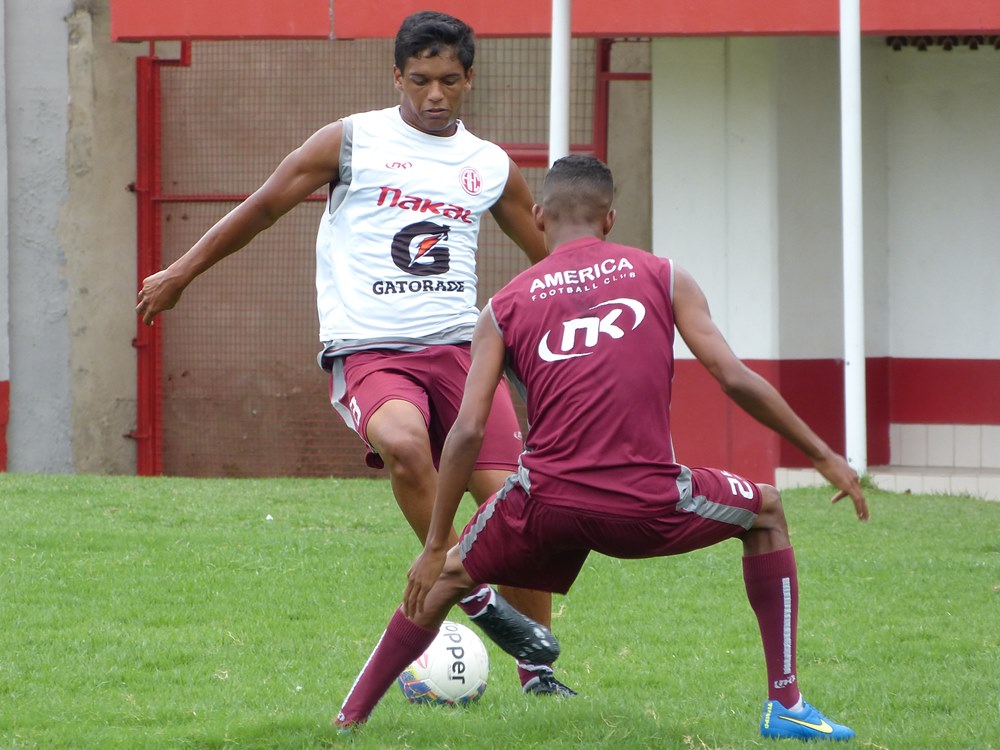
[316,106,510,352]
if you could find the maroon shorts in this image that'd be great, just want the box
[330,344,522,471]
[459,467,762,594]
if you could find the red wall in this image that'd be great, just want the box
[889,358,1000,424]
[671,357,998,483]
[110,0,1000,41]
[111,0,332,40]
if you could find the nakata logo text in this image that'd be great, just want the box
[537,298,646,362]
[378,186,473,224]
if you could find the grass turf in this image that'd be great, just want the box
[0,474,997,749]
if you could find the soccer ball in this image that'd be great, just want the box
[397,620,489,705]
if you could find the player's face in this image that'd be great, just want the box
[394,49,472,136]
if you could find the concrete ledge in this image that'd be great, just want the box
[775,466,1000,502]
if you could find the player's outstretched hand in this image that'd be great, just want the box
[136,269,186,326]
[813,451,870,521]
[404,547,447,620]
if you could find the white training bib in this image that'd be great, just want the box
[316,106,510,346]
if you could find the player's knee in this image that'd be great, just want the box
[439,551,475,598]
[375,428,431,476]
[756,484,788,533]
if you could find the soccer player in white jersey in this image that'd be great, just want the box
[137,11,574,696]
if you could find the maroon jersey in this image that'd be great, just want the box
[488,237,682,517]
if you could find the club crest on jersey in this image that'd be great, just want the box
[537,298,646,362]
[391,220,451,276]
[460,167,483,196]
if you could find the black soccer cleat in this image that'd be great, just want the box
[522,674,578,697]
[469,591,561,664]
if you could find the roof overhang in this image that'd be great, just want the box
[110,0,1000,42]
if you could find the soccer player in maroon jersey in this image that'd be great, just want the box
[335,154,869,740]
[136,11,573,696]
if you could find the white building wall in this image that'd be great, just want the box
[774,37,891,359]
[887,46,1000,359]
[3,0,139,473]
[653,35,1000,364]
[773,37,845,359]
[62,6,140,473]
[651,37,780,361]
[884,46,1000,479]
[5,0,74,472]
[652,35,1000,491]
[651,37,727,348]
[652,36,894,363]
[724,38,780,359]
[860,40,891,358]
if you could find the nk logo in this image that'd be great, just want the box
[391,221,451,276]
[537,298,646,362]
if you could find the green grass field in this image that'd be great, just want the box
[0,474,997,749]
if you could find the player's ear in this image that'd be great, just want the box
[393,65,404,93]
[603,208,617,235]
[464,66,474,91]
[532,203,545,232]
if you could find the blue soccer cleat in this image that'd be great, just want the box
[760,699,856,741]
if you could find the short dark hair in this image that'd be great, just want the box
[541,154,615,221]
[394,11,475,72]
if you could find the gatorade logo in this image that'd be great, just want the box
[391,221,450,276]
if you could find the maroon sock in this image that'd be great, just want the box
[742,547,801,707]
[516,661,553,688]
[336,607,437,726]
[456,584,493,617]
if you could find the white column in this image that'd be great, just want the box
[548,0,571,165]
[0,0,10,388]
[840,0,867,472]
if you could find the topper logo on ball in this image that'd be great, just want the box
[441,621,469,684]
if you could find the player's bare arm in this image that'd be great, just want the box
[489,158,548,264]
[672,264,869,520]
[136,121,345,326]
[404,310,507,617]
